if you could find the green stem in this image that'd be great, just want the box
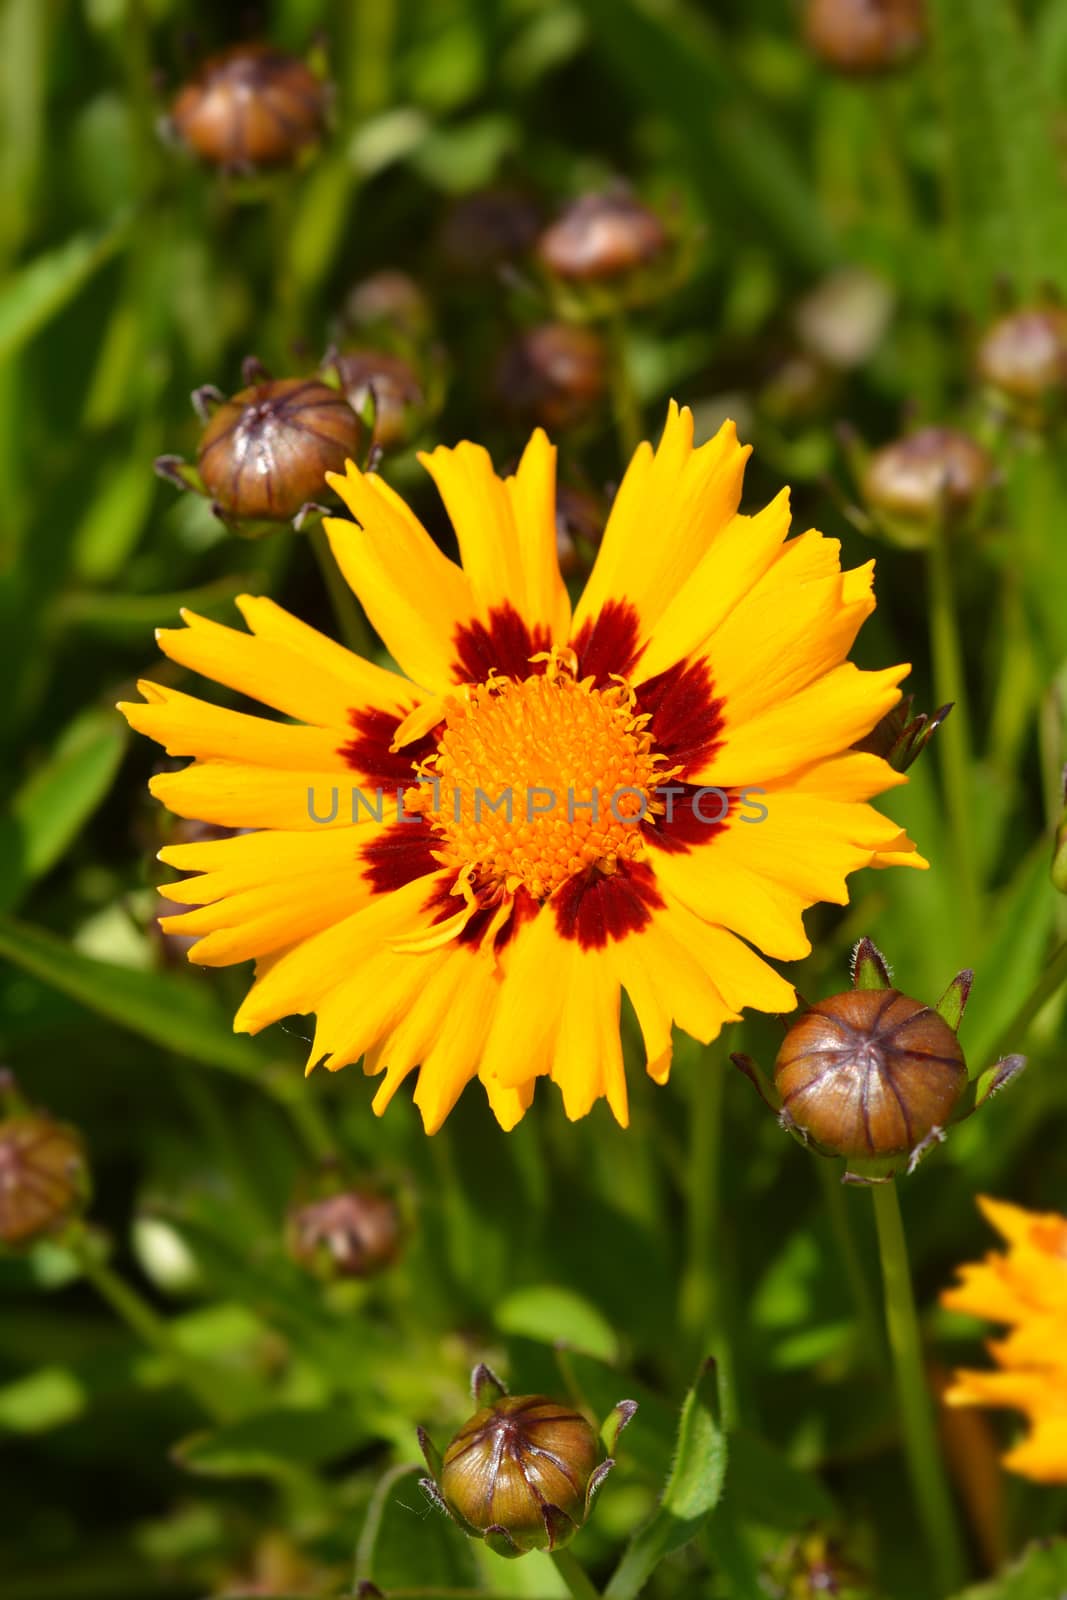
[926,517,981,939]
[72,1234,233,1421]
[606,313,642,463]
[309,522,377,658]
[679,1043,736,1418]
[871,1182,966,1595]
[267,1068,339,1164]
[551,1548,603,1600]
[347,0,397,118]
[817,1159,883,1365]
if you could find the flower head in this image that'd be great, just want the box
[942,1197,1067,1483]
[418,1364,634,1557]
[122,404,925,1132]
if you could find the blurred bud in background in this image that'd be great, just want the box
[793,267,894,372]
[344,270,433,345]
[803,0,926,74]
[287,1173,402,1282]
[328,348,429,452]
[494,323,607,432]
[168,43,329,172]
[156,367,363,532]
[536,186,681,314]
[860,425,996,546]
[438,186,543,277]
[418,1363,635,1558]
[0,1081,90,1249]
[977,305,1067,422]
[765,1529,871,1598]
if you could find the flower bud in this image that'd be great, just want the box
[538,189,668,285]
[169,43,328,172]
[803,0,925,74]
[852,693,951,772]
[794,267,894,371]
[330,349,425,451]
[732,938,1026,1181]
[287,1187,401,1280]
[0,1106,89,1247]
[344,271,432,342]
[186,373,361,527]
[419,1365,635,1558]
[494,323,607,432]
[977,306,1067,411]
[438,187,543,276]
[861,426,995,545]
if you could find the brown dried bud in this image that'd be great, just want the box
[439,1396,600,1552]
[170,43,327,171]
[0,1113,89,1247]
[537,190,668,284]
[495,323,607,432]
[862,427,994,530]
[287,1188,401,1280]
[977,306,1067,404]
[803,0,925,73]
[331,350,424,451]
[438,187,543,276]
[775,989,967,1161]
[197,377,361,522]
[344,271,431,341]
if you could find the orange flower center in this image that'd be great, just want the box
[409,654,675,901]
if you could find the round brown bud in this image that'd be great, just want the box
[495,323,607,432]
[537,190,668,283]
[803,0,925,74]
[0,1114,89,1247]
[862,427,994,528]
[331,349,424,451]
[170,43,327,171]
[977,306,1067,403]
[197,378,361,522]
[287,1188,401,1280]
[344,270,431,340]
[438,187,543,276]
[440,1395,601,1553]
[774,990,967,1159]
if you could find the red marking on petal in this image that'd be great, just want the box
[552,859,663,949]
[636,656,725,773]
[422,878,541,952]
[452,603,551,683]
[644,784,732,854]
[363,818,439,895]
[339,706,436,786]
[570,599,642,686]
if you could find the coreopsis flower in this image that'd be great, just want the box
[942,1197,1067,1483]
[121,404,924,1133]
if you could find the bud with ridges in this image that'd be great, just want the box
[732,938,1026,1182]
[0,1079,90,1248]
[168,43,328,173]
[418,1363,636,1557]
[860,426,996,548]
[287,1182,402,1281]
[977,305,1067,420]
[535,185,687,318]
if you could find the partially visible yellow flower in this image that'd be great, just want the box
[942,1195,1067,1483]
[119,404,924,1134]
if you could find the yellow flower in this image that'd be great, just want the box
[942,1196,1067,1483]
[119,404,923,1133]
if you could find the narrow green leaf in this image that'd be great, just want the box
[0,220,128,362]
[605,1364,727,1599]
[0,914,263,1078]
[947,1537,1067,1598]
[928,0,1067,308]
[0,707,126,911]
[355,1462,480,1591]
[175,1402,371,1480]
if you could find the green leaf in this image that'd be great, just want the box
[947,1538,1067,1598]
[605,1364,727,1600]
[355,1462,480,1591]
[0,1366,86,1433]
[0,707,126,911]
[928,0,1067,308]
[494,1285,619,1362]
[175,1402,371,1480]
[0,220,128,362]
[727,1432,835,1529]
[0,914,264,1078]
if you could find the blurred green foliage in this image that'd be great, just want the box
[2,1,1067,1597]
